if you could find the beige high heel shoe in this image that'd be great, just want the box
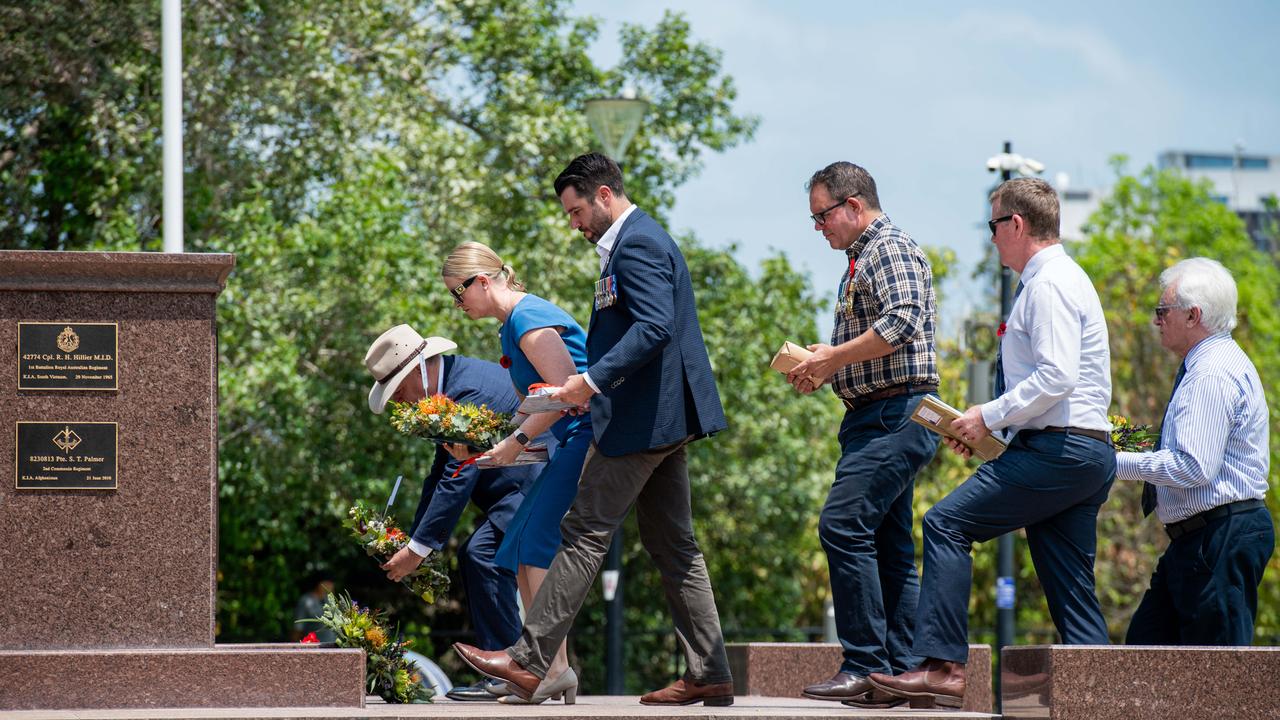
[498,667,578,705]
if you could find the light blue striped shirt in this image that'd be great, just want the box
[1116,333,1270,524]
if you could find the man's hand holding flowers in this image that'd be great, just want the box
[381,545,428,582]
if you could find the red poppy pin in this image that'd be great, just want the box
[500,355,512,369]
[997,322,1007,337]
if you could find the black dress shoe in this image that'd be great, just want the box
[802,671,872,700]
[841,687,907,709]
[447,682,500,701]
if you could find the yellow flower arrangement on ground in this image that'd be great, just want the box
[309,593,432,703]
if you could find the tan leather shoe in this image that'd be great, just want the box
[868,658,965,708]
[639,678,734,706]
[452,643,540,699]
[802,671,872,700]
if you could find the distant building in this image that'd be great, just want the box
[1057,149,1280,250]
[1058,185,1102,243]
[1159,150,1280,248]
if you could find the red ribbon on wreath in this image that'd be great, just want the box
[301,632,319,644]
[452,454,481,478]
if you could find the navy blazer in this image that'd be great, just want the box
[587,208,728,457]
[408,354,541,550]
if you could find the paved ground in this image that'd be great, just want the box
[4,695,995,720]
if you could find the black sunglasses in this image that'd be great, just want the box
[1153,304,1187,321]
[811,193,860,226]
[450,275,479,304]
[988,215,1015,235]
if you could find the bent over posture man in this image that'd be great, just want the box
[365,324,541,701]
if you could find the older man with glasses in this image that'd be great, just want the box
[1122,257,1274,646]
[786,161,939,710]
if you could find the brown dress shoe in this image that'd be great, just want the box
[868,658,965,708]
[452,643,540,699]
[801,671,872,700]
[639,678,734,706]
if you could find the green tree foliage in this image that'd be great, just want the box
[0,1,159,248]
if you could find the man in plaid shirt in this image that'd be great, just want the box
[787,162,939,710]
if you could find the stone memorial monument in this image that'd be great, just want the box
[0,251,365,710]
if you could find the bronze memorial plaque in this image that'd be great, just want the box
[15,421,118,490]
[17,322,119,391]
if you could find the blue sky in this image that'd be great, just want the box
[573,0,1280,337]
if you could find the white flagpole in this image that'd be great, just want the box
[162,0,183,253]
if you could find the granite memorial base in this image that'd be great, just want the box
[0,252,365,711]
[726,642,993,713]
[1001,645,1280,720]
[0,645,365,710]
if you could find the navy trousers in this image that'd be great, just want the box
[822,392,939,676]
[1126,505,1274,645]
[913,430,1115,663]
[457,518,521,650]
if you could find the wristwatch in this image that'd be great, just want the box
[514,430,531,447]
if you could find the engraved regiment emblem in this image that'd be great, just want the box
[53,426,83,453]
[56,326,80,354]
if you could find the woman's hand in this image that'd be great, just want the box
[484,436,524,466]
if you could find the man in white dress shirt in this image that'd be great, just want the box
[870,177,1115,708]
[1121,257,1274,645]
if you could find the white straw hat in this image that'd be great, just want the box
[364,324,457,414]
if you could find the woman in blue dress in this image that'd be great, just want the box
[441,241,589,704]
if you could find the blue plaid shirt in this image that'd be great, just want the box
[830,215,938,401]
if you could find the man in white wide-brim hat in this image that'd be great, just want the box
[364,323,543,701]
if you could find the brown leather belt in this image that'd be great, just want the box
[1031,425,1112,445]
[841,383,938,412]
[1165,498,1266,540]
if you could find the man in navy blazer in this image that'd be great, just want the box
[365,324,541,700]
[452,154,734,707]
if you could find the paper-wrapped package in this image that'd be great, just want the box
[771,341,820,383]
[910,395,1007,462]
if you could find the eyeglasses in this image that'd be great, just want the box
[1153,304,1187,321]
[988,215,1015,235]
[811,193,860,226]
[450,275,479,305]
